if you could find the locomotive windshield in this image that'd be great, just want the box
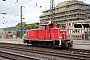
[39,26,45,30]
[39,24,48,30]
[39,23,56,30]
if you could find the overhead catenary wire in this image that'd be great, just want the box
[0,0,44,15]
[0,0,32,12]
[0,0,47,28]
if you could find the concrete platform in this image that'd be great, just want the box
[72,44,90,50]
[0,39,23,44]
[0,39,90,50]
[72,40,90,50]
[73,40,90,45]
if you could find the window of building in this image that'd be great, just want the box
[70,15,72,18]
[85,28,87,32]
[73,23,74,26]
[82,10,85,13]
[79,29,81,33]
[77,30,79,33]
[82,29,84,33]
[77,9,81,12]
[68,11,70,14]
[70,10,74,13]
[74,14,76,17]
[71,29,73,33]
[76,3,80,6]
[67,23,68,26]
[81,29,82,33]
[75,29,78,33]
[69,23,71,26]
[81,4,85,7]
[73,30,75,33]
[61,16,63,19]
[74,9,77,12]
[72,4,75,7]
[71,23,73,26]
[69,30,70,33]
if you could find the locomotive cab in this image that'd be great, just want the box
[39,23,57,30]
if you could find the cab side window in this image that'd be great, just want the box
[39,26,45,30]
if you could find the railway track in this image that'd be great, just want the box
[0,43,90,60]
[0,50,39,60]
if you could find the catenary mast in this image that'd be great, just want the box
[50,0,55,24]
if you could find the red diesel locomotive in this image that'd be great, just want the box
[24,23,73,48]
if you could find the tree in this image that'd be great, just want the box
[30,24,38,29]
[16,22,27,28]
[16,22,39,38]
[16,22,29,38]
[16,22,38,29]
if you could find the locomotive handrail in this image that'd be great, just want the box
[49,33,54,40]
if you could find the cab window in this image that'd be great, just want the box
[39,26,45,30]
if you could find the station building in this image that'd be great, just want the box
[39,0,90,40]
[0,22,39,39]
[0,27,17,39]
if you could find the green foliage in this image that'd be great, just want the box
[16,31,21,38]
[16,22,39,38]
[16,22,27,28]
[30,24,38,29]
[16,22,39,29]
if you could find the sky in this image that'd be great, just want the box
[0,0,89,28]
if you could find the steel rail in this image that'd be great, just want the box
[0,43,90,60]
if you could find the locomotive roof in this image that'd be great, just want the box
[41,24,49,26]
[41,23,56,26]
